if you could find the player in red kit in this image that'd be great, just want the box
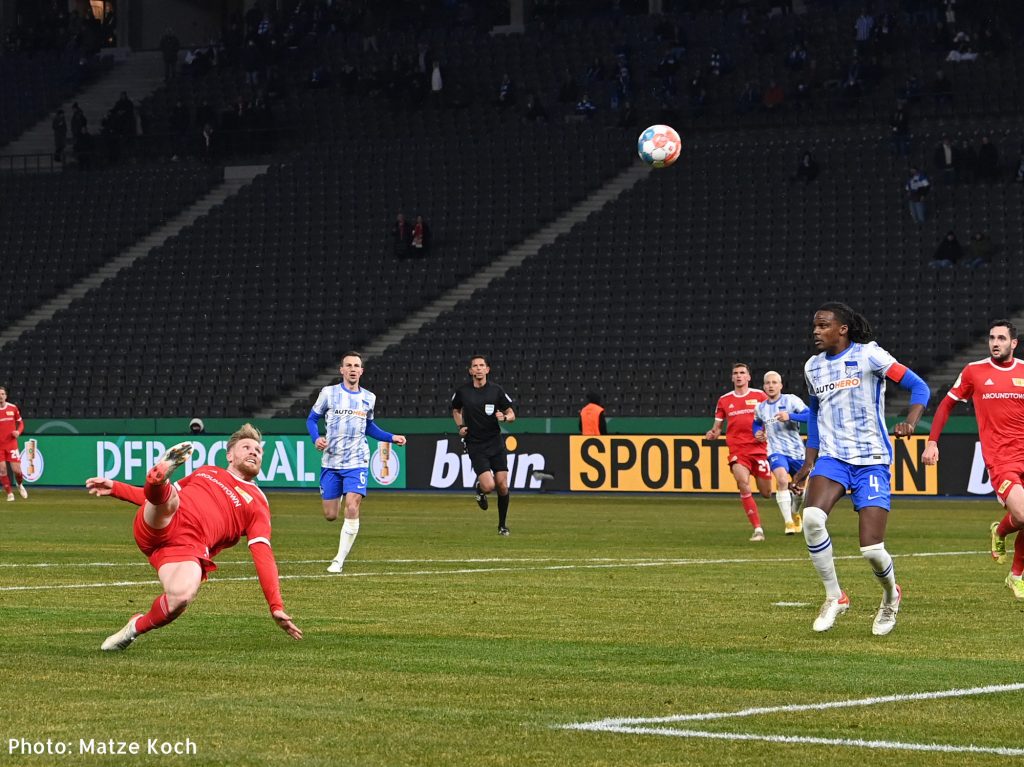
[0,386,28,502]
[86,423,303,650]
[923,320,1024,599]
[705,362,772,541]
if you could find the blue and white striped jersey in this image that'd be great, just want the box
[753,394,807,461]
[310,384,378,469]
[804,341,898,466]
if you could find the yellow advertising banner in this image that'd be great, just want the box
[569,436,937,494]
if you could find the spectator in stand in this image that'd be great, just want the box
[947,30,978,62]
[874,12,898,53]
[930,230,963,269]
[976,136,1000,182]
[496,73,516,107]
[889,101,910,156]
[854,10,875,55]
[792,79,812,110]
[392,213,410,259]
[242,39,261,86]
[901,75,922,103]
[1015,149,1024,184]
[977,21,1005,55]
[932,137,958,184]
[522,93,548,123]
[688,72,707,117]
[792,151,819,184]
[932,69,953,108]
[762,80,785,110]
[111,91,135,137]
[785,42,808,71]
[906,167,931,224]
[585,57,605,83]
[409,215,431,257]
[169,100,190,160]
[52,108,67,162]
[965,232,994,268]
[574,92,597,119]
[70,102,87,141]
[200,123,217,164]
[195,99,217,133]
[159,27,180,82]
[430,61,443,102]
[736,81,759,115]
[558,68,578,105]
[955,138,976,183]
[616,100,637,128]
[708,48,724,76]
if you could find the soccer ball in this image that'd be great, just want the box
[637,124,682,168]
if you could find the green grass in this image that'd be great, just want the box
[2,490,1023,766]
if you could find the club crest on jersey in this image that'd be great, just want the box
[1013,379,1024,387]
[234,486,253,504]
[745,399,758,405]
[485,404,495,415]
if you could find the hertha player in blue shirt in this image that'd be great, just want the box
[307,352,406,573]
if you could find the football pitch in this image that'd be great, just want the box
[3,490,1023,767]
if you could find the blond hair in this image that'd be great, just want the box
[227,423,262,452]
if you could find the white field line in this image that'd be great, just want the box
[567,682,1024,729]
[561,683,1024,756]
[0,550,986,593]
[573,724,1024,757]
[0,556,680,569]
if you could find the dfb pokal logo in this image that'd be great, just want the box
[370,443,400,485]
[21,438,44,483]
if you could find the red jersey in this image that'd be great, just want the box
[714,389,768,455]
[0,401,24,449]
[946,357,1024,466]
[172,465,273,560]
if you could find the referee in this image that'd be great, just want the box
[450,355,516,535]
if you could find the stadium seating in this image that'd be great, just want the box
[0,120,630,418]
[0,165,223,332]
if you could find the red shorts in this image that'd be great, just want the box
[0,446,20,462]
[729,451,772,480]
[989,462,1024,505]
[133,504,217,577]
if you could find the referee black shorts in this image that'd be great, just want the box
[466,438,508,476]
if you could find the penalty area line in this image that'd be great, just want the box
[567,724,1024,757]
[564,682,1024,729]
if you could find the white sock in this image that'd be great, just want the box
[335,518,360,564]
[776,490,794,524]
[861,542,897,603]
[803,506,842,599]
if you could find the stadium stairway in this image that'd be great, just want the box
[0,50,164,164]
[0,165,268,353]
[255,162,654,419]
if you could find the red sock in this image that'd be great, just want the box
[997,513,1018,538]
[12,470,22,485]
[0,475,9,493]
[1012,534,1024,578]
[740,493,761,528]
[144,479,173,506]
[134,594,184,635]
